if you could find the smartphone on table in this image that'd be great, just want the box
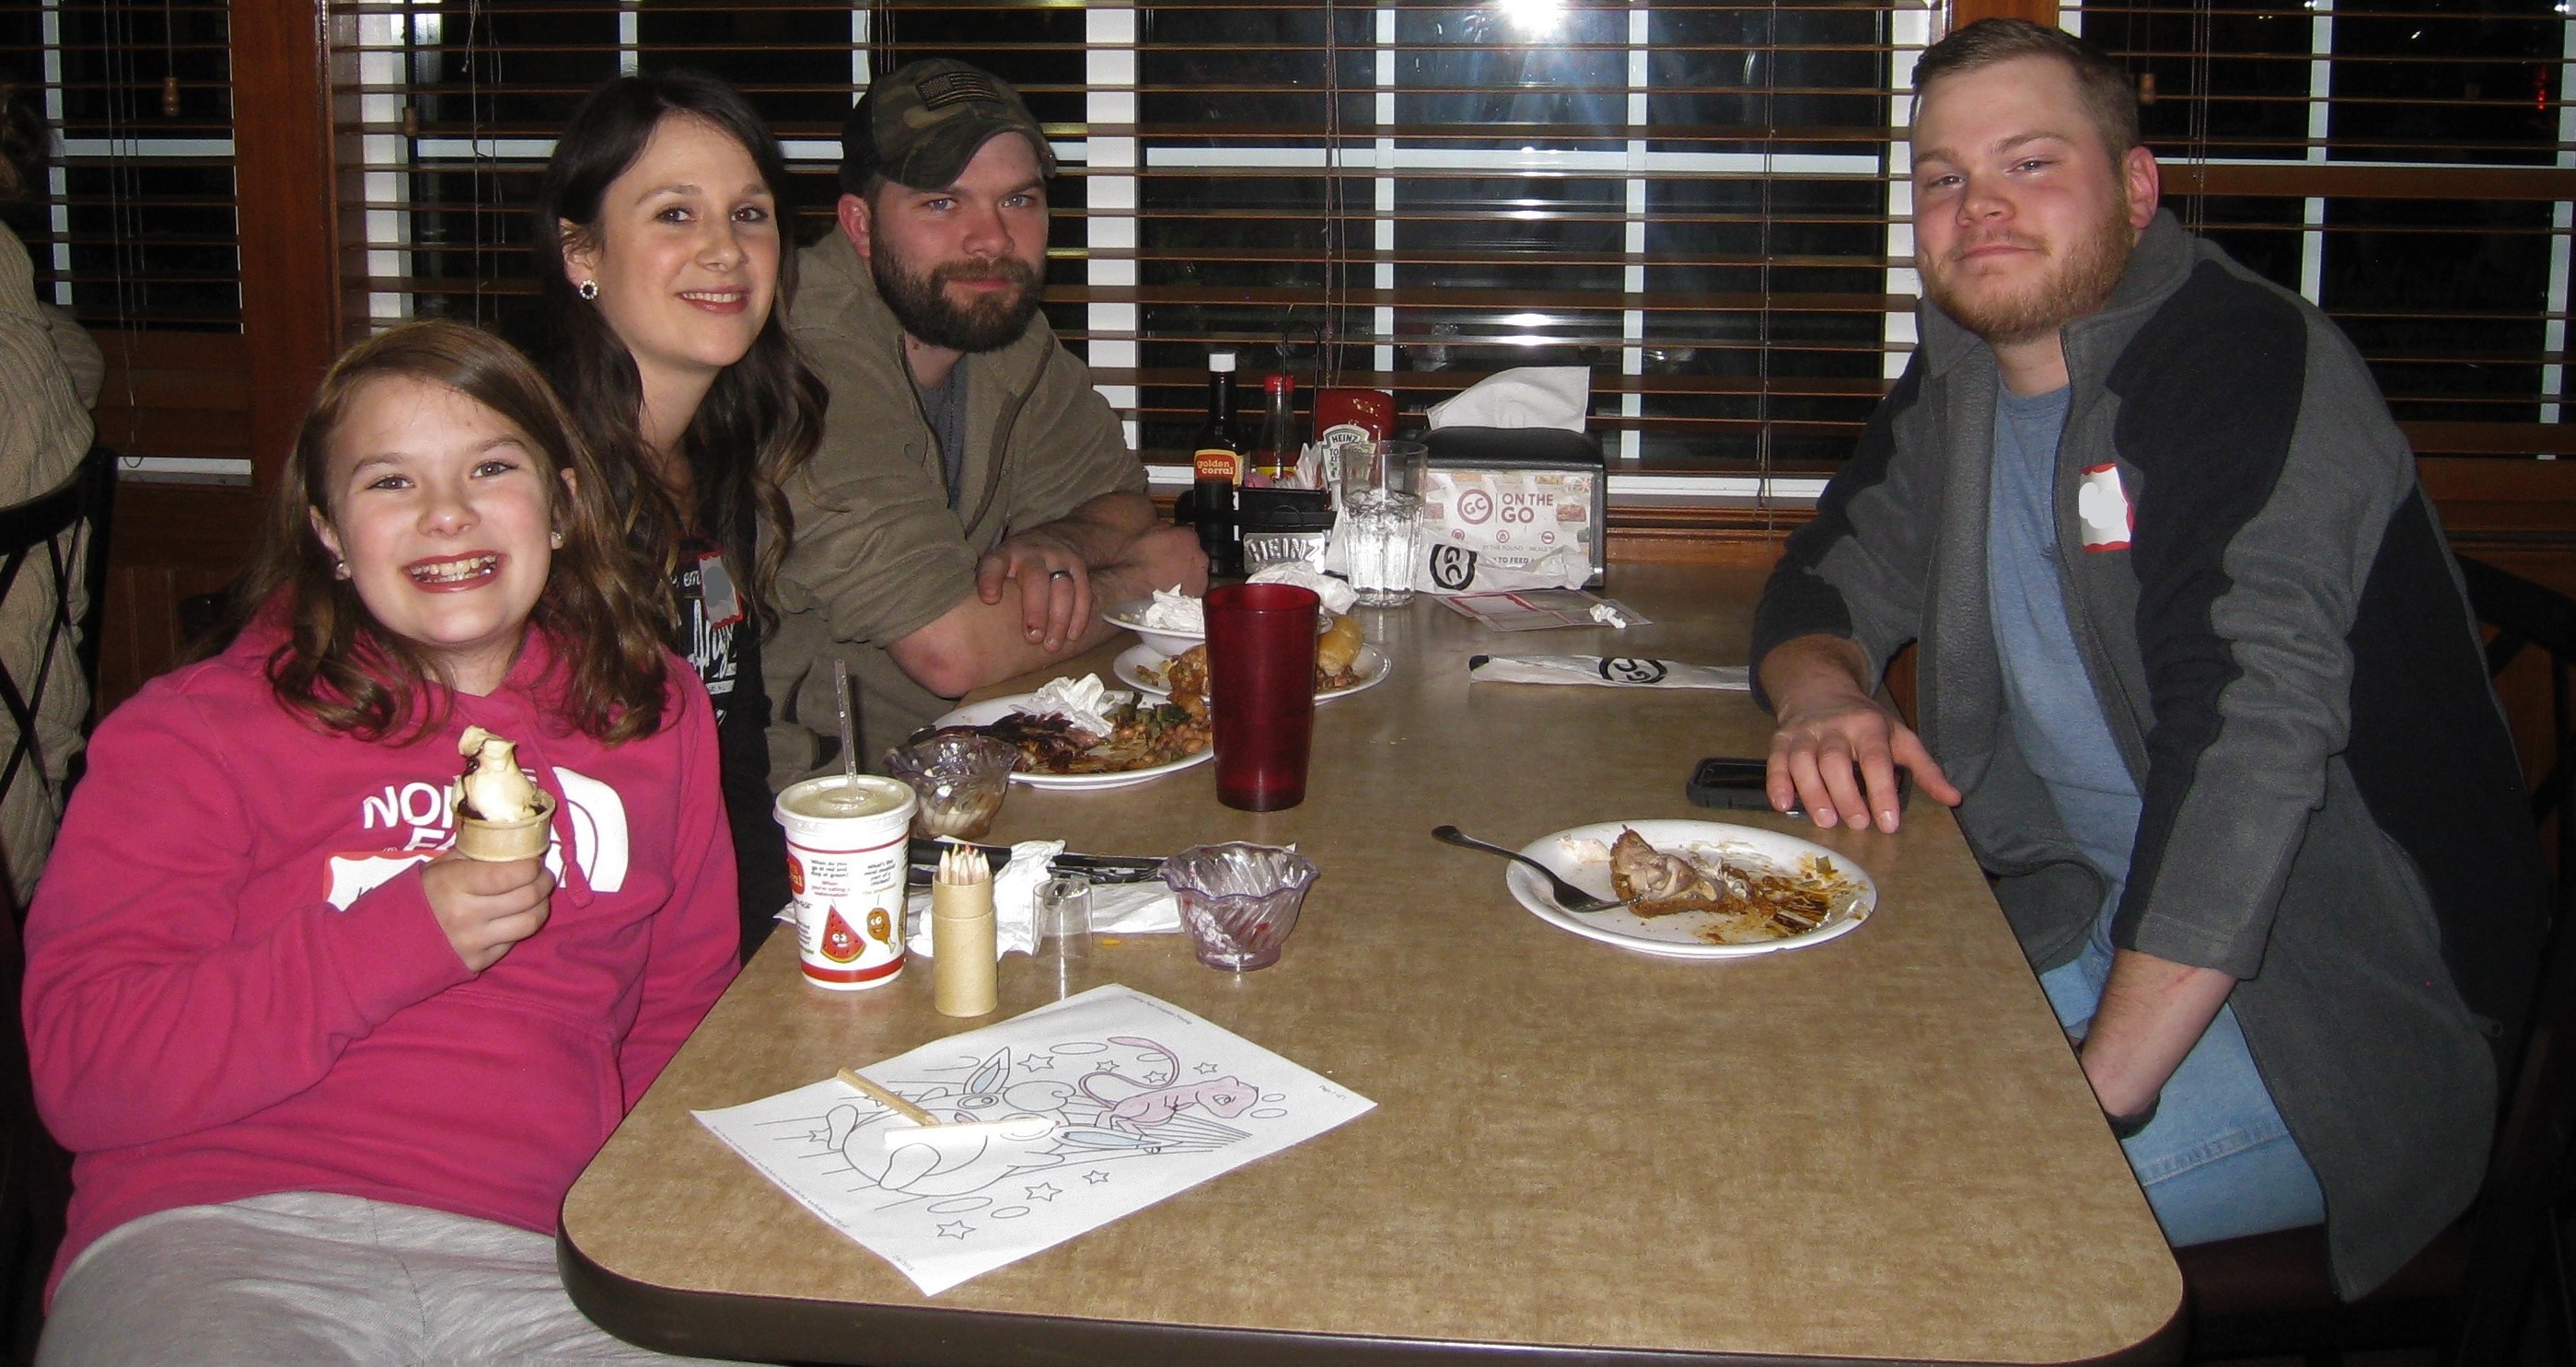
[1687,756,1909,817]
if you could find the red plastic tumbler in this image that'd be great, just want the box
[1203,582,1320,811]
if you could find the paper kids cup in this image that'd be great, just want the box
[774,775,917,990]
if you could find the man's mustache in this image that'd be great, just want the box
[1944,231,2045,265]
[932,258,1040,289]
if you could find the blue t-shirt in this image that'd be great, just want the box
[1986,384,2141,944]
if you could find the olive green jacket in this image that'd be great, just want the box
[767,231,1144,776]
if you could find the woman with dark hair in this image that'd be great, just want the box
[529,71,824,957]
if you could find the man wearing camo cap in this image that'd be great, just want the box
[769,58,1207,775]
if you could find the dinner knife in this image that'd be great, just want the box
[904,836,1166,883]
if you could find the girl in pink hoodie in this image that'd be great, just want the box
[24,321,738,1364]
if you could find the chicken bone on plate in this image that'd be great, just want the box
[1504,820,1875,959]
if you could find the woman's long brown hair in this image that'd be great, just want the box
[528,72,824,635]
[237,320,673,745]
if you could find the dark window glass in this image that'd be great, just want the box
[2320,197,2553,423]
[61,163,238,330]
[2328,0,2559,165]
[637,8,854,131]
[2095,0,2311,159]
[408,3,617,133]
[1649,6,1887,157]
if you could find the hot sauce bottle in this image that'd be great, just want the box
[1191,350,1245,578]
[1249,373,1299,485]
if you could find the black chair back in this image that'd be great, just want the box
[2451,555,2576,1364]
[0,450,111,910]
[0,447,110,1363]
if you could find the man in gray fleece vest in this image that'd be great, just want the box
[1754,19,2546,1298]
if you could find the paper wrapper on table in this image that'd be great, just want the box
[1411,466,1596,594]
[1468,654,1750,690]
[907,840,1183,957]
[451,790,555,862]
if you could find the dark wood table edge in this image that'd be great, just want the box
[559,1228,2187,1367]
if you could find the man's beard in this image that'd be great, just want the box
[1922,199,2135,348]
[872,249,1044,354]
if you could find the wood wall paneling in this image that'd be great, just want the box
[229,0,341,492]
[97,482,263,712]
[91,2,342,716]
[90,330,249,462]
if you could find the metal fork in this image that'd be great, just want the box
[1430,825,1624,914]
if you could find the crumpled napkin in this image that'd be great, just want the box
[1248,563,1359,615]
[901,840,1184,960]
[1425,365,1589,433]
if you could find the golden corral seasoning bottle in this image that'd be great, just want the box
[1191,351,1245,578]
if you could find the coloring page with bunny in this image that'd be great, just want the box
[694,985,1375,1294]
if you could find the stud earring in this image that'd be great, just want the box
[332,559,350,580]
[550,530,564,549]
[576,279,599,301]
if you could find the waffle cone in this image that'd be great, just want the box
[454,790,555,862]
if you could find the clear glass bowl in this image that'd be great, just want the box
[1160,842,1319,971]
[883,734,1018,839]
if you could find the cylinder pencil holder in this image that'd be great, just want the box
[931,846,998,1017]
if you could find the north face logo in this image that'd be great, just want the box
[323,763,630,909]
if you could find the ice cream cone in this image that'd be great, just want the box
[454,789,555,863]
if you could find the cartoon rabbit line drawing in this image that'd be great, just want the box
[822,1044,1245,1200]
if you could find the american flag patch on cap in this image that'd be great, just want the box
[919,71,1002,108]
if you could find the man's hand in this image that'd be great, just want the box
[1758,633,1961,833]
[978,527,1090,653]
[891,503,1209,701]
[1101,524,1210,601]
[422,853,554,972]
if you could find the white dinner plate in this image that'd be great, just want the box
[1502,819,1876,959]
[929,695,1213,791]
[1115,642,1390,705]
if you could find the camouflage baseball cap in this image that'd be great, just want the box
[839,58,1057,194]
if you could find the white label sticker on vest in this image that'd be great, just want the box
[2078,463,2133,551]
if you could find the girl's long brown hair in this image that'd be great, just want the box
[528,72,824,635]
[238,320,673,745]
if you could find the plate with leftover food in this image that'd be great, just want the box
[925,689,1213,791]
[1503,819,1875,958]
[1116,640,1389,705]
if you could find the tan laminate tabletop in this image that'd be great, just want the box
[560,564,2182,1367]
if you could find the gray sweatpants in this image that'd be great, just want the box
[38,1191,742,1366]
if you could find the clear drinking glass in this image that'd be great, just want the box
[1337,440,1427,608]
[1036,875,1094,997]
[1343,490,1423,608]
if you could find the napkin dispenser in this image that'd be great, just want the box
[1237,486,1335,573]
[1420,426,1607,590]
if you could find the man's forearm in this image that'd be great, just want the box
[888,583,1124,699]
[1757,632,1876,714]
[1016,491,1159,566]
[2078,948,2235,1120]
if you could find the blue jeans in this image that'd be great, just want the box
[2040,936,2327,1246]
